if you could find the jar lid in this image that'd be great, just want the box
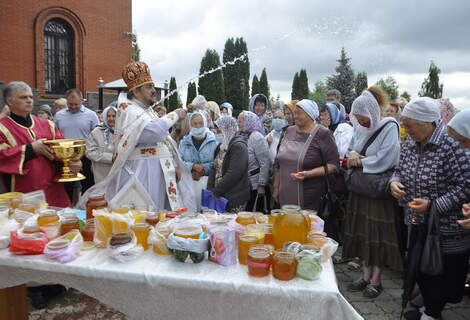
[38,209,57,217]
[89,193,105,200]
[23,224,40,232]
[281,205,301,212]
[237,212,254,219]
[62,215,78,223]
[248,245,271,259]
[110,232,132,246]
[133,222,149,230]
[270,209,284,216]
[239,234,258,243]
[174,224,202,236]
[47,239,70,251]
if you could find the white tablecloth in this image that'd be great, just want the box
[0,248,362,320]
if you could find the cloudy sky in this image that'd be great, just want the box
[132,0,470,109]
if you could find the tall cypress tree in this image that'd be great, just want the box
[198,49,225,104]
[259,68,270,100]
[419,61,443,98]
[298,69,309,99]
[186,82,197,106]
[251,74,260,96]
[327,47,355,112]
[168,77,178,111]
[354,71,368,98]
[223,37,250,114]
[291,72,299,100]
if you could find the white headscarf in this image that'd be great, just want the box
[191,95,208,111]
[448,109,470,140]
[402,97,441,123]
[350,90,392,136]
[215,116,238,150]
[295,99,319,121]
[101,105,117,146]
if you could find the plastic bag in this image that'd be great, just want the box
[148,226,170,255]
[208,227,237,266]
[201,189,228,213]
[11,209,34,226]
[167,233,210,263]
[93,208,134,248]
[108,235,143,262]
[320,237,338,263]
[309,215,325,233]
[22,190,47,210]
[44,230,83,263]
[9,230,48,255]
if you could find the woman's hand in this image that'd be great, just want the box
[409,198,430,214]
[291,171,310,180]
[266,135,273,144]
[69,160,83,174]
[458,204,470,229]
[272,187,279,204]
[257,185,265,196]
[390,181,406,199]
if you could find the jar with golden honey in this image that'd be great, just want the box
[133,223,150,250]
[272,250,297,281]
[269,209,283,224]
[247,245,272,277]
[60,215,80,235]
[133,208,149,223]
[236,212,256,226]
[238,234,258,265]
[37,209,59,226]
[272,206,308,249]
[145,214,159,227]
[95,215,112,248]
[245,224,265,243]
[152,224,171,255]
[86,194,107,220]
[253,212,268,224]
[263,224,273,245]
[81,219,95,242]
[113,207,131,233]
[174,224,202,239]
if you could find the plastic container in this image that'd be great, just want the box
[272,250,297,281]
[133,223,150,250]
[238,234,258,265]
[86,194,107,220]
[272,206,308,249]
[247,245,272,277]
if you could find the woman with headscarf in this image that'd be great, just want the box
[249,93,270,135]
[207,116,250,212]
[438,98,457,125]
[319,102,354,159]
[237,111,271,213]
[283,100,298,126]
[390,98,470,320]
[220,102,233,117]
[85,105,117,183]
[342,86,402,299]
[273,99,339,211]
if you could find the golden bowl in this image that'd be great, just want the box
[43,139,86,182]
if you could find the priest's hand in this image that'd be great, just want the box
[69,160,83,174]
[192,171,201,181]
[174,108,187,120]
[193,164,205,175]
[31,140,54,161]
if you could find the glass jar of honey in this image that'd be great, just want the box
[86,193,107,220]
[245,224,265,243]
[272,208,308,249]
[60,215,80,235]
[37,209,59,226]
[263,224,273,245]
[95,215,112,248]
[269,209,283,224]
[19,203,36,214]
[81,219,95,242]
[113,207,131,233]
[247,245,272,277]
[253,212,268,224]
[236,212,256,226]
[133,208,149,223]
[145,214,159,227]
[133,223,150,250]
[238,234,258,265]
[174,224,202,239]
[152,224,171,255]
[272,250,297,281]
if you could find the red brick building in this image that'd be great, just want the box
[0,0,132,101]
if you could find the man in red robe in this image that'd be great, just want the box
[0,81,82,207]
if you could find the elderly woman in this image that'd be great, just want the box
[37,104,53,120]
[237,111,271,213]
[342,86,402,299]
[220,102,233,117]
[207,116,250,212]
[438,98,457,125]
[283,100,298,126]
[266,110,288,164]
[249,93,270,135]
[273,99,339,211]
[319,102,353,159]
[390,98,470,320]
[85,105,117,183]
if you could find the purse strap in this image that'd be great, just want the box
[427,201,439,236]
[296,125,321,206]
[360,120,399,155]
[318,140,333,194]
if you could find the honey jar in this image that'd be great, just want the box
[238,234,258,265]
[133,223,150,250]
[247,245,272,277]
[272,250,297,281]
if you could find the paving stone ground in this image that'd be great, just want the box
[28,258,470,320]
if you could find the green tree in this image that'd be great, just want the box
[131,32,141,61]
[291,72,300,100]
[400,91,411,101]
[354,72,368,97]
[186,82,197,106]
[327,47,355,112]
[259,68,270,100]
[223,37,250,114]
[298,69,309,99]
[309,80,327,107]
[376,76,399,100]
[198,49,225,103]
[168,77,178,111]
[419,61,443,98]
[251,74,260,96]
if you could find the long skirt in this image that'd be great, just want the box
[342,193,403,271]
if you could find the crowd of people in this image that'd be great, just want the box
[1,60,470,319]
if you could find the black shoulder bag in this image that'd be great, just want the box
[344,120,399,199]
[420,202,444,275]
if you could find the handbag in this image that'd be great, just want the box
[318,149,341,242]
[344,120,399,199]
[420,202,444,275]
[252,194,268,214]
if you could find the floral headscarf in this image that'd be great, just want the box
[438,98,457,125]
[239,111,264,135]
[325,103,346,129]
[101,105,117,145]
[215,116,238,150]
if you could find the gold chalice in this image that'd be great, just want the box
[43,139,86,182]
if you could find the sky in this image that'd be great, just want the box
[132,0,470,109]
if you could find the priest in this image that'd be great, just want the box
[0,81,82,207]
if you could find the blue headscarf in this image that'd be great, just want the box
[325,103,346,129]
[295,99,319,121]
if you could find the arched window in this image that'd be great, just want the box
[44,18,75,94]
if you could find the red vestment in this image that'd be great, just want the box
[0,115,71,207]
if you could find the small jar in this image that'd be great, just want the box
[238,234,258,265]
[152,224,171,255]
[145,214,159,227]
[174,225,202,239]
[109,232,132,248]
[263,224,273,245]
[236,212,256,226]
[81,219,95,242]
[86,193,107,220]
[247,245,272,277]
[37,209,59,226]
[272,250,297,281]
[245,224,265,243]
[60,215,80,235]
[133,223,150,250]
[253,212,268,224]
